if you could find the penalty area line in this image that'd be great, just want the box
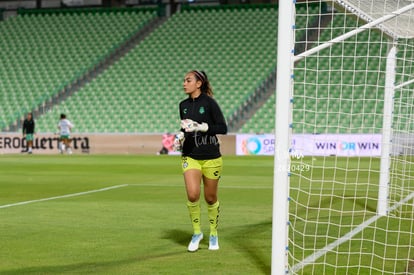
[291,190,414,273]
[0,184,129,209]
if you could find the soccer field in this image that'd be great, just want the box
[1,155,412,274]
[0,155,274,274]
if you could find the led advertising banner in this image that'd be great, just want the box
[236,134,382,156]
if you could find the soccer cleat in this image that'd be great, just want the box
[208,235,219,250]
[187,233,203,252]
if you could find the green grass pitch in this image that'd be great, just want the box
[0,155,274,274]
[1,155,412,274]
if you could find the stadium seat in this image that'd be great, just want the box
[34,5,280,133]
[240,11,389,134]
[10,4,404,135]
[0,8,157,130]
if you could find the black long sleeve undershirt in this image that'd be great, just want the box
[179,93,227,160]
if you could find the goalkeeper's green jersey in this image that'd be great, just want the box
[179,93,227,160]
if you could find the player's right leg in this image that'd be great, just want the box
[26,134,33,154]
[27,141,33,154]
[182,157,203,252]
[59,137,65,153]
[21,138,27,153]
[202,157,223,250]
[204,181,220,250]
[65,138,72,154]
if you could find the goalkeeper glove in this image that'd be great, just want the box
[173,132,185,152]
[180,119,209,132]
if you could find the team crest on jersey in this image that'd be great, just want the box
[183,108,188,114]
[199,106,205,114]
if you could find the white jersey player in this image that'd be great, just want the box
[58,113,74,154]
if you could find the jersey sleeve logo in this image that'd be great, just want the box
[199,106,205,114]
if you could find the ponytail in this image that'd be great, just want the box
[192,70,213,97]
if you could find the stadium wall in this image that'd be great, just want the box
[0,133,236,155]
[4,133,407,156]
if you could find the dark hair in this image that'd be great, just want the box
[191,70,213,97]
[60,113,66,119]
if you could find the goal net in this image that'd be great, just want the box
[273,1,414,274]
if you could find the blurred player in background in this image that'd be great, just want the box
[158,133,175,155]
[174,70,227,252]
[22,113,35,154]
[58,113,74,154]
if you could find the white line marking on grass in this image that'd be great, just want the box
[387,191,414,213]
[0,184,128,209]
[291,190,414,273]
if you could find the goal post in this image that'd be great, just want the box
[273,1,414,274]
[378,44,397,217]
[272,0,295,273]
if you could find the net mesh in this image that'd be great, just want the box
[288,1,414,274]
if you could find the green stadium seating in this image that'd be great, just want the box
[240,11,389,134]
[8,4,408,134]
[35,5,280,133]
[0,8,157,129]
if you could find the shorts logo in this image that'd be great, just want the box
[213,171,219,177]
[199,106,205,114]
[183,161,188,169]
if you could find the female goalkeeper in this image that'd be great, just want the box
[175,70,227,252]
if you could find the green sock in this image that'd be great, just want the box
[187,200,201,235]
[208,201,220,236]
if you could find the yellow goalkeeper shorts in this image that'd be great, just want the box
[181,156,223,180]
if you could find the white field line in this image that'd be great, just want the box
[291,190,414,273]
[0,183,272,210]
[0,184,128,209]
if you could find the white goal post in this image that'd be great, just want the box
[273,1,414,274]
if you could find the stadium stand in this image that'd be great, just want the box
[4,3,401,134]
[0,8,157,131]
[34,4,279,133]
[240,12,388,134]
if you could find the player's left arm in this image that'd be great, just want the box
[178,102,186,132]
[68,121,74,131]
[174,103,186,151]
[205,99,227,135]
[22,121,26,136]
[180,100,227,134]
